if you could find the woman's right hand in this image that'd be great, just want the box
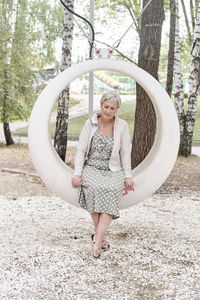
[72,175,82,188]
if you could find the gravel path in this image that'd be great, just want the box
[0,194,200,300]
[1,97,200,299]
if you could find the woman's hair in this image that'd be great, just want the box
[100,91,121,108]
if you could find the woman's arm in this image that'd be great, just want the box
[120,122,134,190]
[120,122,132,178]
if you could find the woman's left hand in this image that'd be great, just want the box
[124,177,134,191]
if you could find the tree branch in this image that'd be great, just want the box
[180,0,192,44]
[195,0,199,18]
[190,0,195,30]
[125,1,140,36]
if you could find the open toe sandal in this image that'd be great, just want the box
[91,234,110,252]
[91,238,101,258]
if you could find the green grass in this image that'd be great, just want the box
[65,100,136,136]
[52,96,80,112]
[15,98,200,141]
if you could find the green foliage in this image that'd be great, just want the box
[94,0,141,30]
[179,37,191,72]
[0,0,63,122]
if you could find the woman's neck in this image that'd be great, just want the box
[99,115,115,125]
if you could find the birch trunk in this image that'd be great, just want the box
[131,0,164,168]
[3,0,18,145]
[54,0,74,161]
[179,2,200,156]
[173,0,185,153]
[166,0,176,97]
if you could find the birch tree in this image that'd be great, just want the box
[180,0,199,44]
[179,1,200,156]
[173,0,200,156]
[173,0,185,152]
[54,0,74,161]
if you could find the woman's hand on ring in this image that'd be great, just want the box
[124,177,134,191]
[72,175,82,188]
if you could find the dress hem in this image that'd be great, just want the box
[79,205,119,220]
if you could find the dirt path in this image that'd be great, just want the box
[0,144,200,198]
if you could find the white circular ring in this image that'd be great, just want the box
[28,59,180,209]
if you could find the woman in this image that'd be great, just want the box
[72,91,134,258]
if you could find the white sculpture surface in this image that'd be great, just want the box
[28,59,180,209]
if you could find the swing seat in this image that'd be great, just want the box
[28,59,180,209]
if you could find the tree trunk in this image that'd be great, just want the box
[54,0,74,161]
[173,0,185,155]
[179,2,200,156]
[131,0,164,169]
[2,0,18,145]
[166,0,176,97]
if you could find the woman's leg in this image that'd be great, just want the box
[95,213,113,246]
[90,212,101,233]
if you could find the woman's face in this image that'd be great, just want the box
[101,100,118,120]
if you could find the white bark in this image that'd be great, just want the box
[173,0,184,135]
[60,0,74,73]
[185,1,200,150]
[178,0,200,156]
[54,0,74,161]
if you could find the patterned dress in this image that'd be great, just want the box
[78,129,125,219]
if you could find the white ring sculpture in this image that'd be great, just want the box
[28,59,180,209]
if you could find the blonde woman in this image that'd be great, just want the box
[72,91,134,258]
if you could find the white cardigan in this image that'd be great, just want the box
[74,112,132,178]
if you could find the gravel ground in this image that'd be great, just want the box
[0,145,200,299]
[0,194,200,300]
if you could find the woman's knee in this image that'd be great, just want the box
[101,213,113,220]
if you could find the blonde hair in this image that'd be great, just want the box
[100,91,121,108]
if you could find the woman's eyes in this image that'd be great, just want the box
[104,106,115,110]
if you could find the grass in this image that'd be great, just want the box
[52,97,80,112]
[65,100,136,136]
[15,98,200,141]
[15,99,136,137]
